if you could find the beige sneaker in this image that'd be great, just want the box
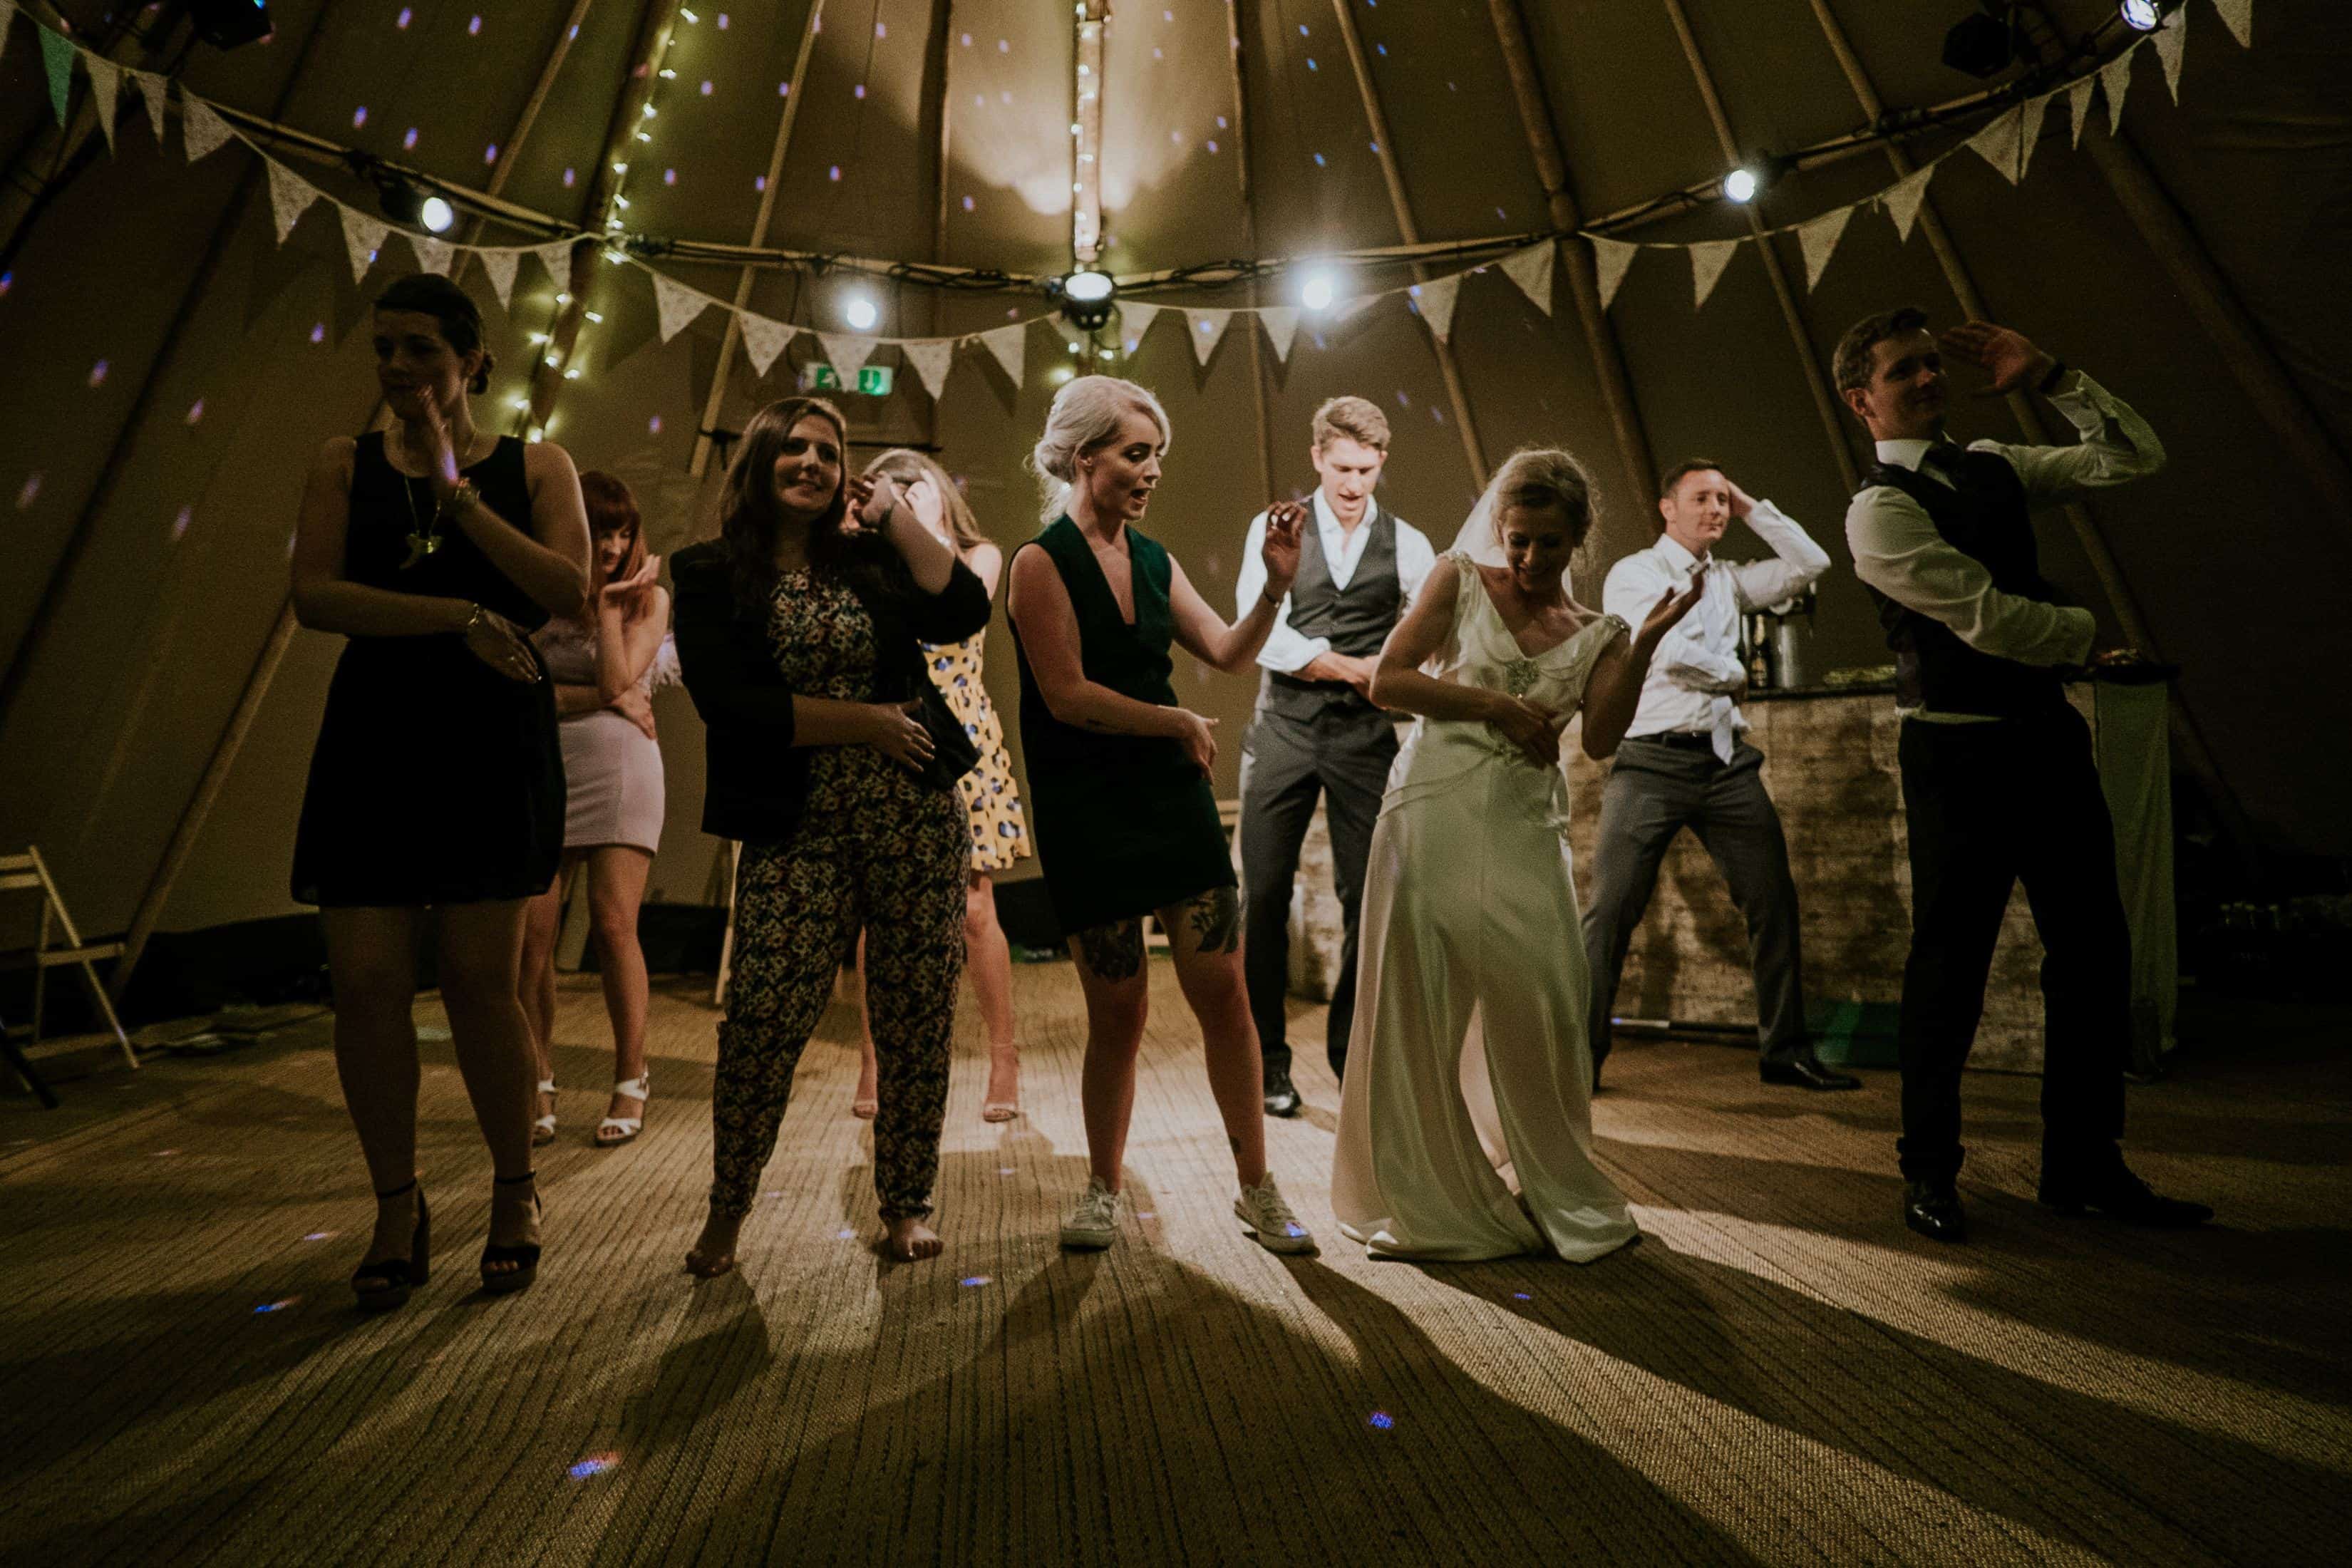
[1059,1176,1120,1250]
[1234,1172,1318,1256]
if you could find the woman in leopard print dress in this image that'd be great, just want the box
[671,397,990,1271]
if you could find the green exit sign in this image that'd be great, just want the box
[800,363,895,396]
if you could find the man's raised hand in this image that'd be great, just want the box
[1938,320,2058,398]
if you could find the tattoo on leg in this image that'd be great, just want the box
[1181,886,1242,955]
[1073,919,1145,981]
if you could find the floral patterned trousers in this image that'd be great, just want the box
[713,765,967,1222]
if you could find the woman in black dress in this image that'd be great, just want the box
[671,397,990,1274]
[289,274,589,1309]
[1004,375,1316,1256]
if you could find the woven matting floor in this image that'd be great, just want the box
[4,965,2348,1566]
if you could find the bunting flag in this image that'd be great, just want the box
[740,314,795,379]
[264,158,317,243]
[533,238,576,285]
[1969,106,2026,184]
[83,54,118,150]
[1589,236,1637,311]
[182,94,234,162]
[406,232,455,277]
[476,247,520,309]
[1118,301,1161,350]
[2155,8,2187,103]
[1500,241,1554,316]
[1797,206,1853,292]
[2214,0,2252,49]
[339,205,388,284]
[1883,165,1933,243]
[978,321,1026,388]
[1689,239,1739,309]
[1257,306,1301,363]
[2016,93,2053,182]
[131,68,168,145]
[2068,75,2098,148]
[1414,274,1462,341]
[1184,308,1232,366]
[649,270,710,342]
[37,22,75,124]
[816,332,877,385]
[2101,47,2135,136]
[902,336,954,398]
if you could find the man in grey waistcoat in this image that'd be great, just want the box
[1235,396,1436,1116]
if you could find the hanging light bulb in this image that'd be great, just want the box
[844,295,880,331]
[2118,0,2177,31]
[1723,166,1760,203]
[1300,269,1337,312]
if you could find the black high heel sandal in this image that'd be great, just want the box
[351,1179,431,1313]
[480,1171,543,1296]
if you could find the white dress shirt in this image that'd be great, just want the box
[1601,500,1832,761]
[1234,490,1438,674]
[1845,370,2165,723]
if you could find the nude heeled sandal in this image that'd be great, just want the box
[594,1075,649,1147]
[531,1079,558,1147]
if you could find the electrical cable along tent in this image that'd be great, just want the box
[0,0,2346,996]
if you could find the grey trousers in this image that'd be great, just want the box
[1579,737,1810,1068]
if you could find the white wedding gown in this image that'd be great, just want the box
[1332,552,1639,1263]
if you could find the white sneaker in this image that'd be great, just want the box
[1059,1176,1120,1250]
[1234,1172,1318,1256]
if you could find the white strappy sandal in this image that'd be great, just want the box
[595,1075,649,1148]
[531,1079,559,1147]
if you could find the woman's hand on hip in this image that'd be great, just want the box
[610,685,658,739]
[865,698,935,772]
[1171,708,1219,777]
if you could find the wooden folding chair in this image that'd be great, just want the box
[1,846,138,1084]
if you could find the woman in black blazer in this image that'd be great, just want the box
[672,396,989,1272]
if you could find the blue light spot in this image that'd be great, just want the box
[468,16,481,36]
[828,165,841,181]
[649,416,663,433]
[352,106,367,128]
[309,322,325,344]
[1314,153,1326,167]
[0,272,11,296]
[396,7,411,27]
[403,128,418,150]
[959,1275,991,1287]
[1307,58,1318,71]
[568,1454,618,1479]
[1368,1411,1394,1430]
[1512,1291,1531,1301]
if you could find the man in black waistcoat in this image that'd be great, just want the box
[1235,397,1437,1115]
[1837,307,2209,1243]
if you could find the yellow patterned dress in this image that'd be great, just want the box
[920,630,1031,874]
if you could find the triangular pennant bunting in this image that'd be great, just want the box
[37,23,76,125]
[1968,107,2026,184]
[978,322,1026,388]
[1501,242,1555,316]
[339,205,388,284]
[902,338,953,399]
[1797,206,1854,293]
[649,271,710,342]
[1184,309,1232,366]
[1589,237,1637,311]
[816,333,877,385]
[1689,239,1740,309]
[534,238,576,285]
[182,94,234,162]
[1118,301,1161,351]
[1413,274,1462,342]
[2214,0,2252,49]
[2016,93,2052,182]
[406,232,455,276]
[2068,75,2097,148]
[1883,165,1933,243]
[738,314,795,378]
[476,249,520,309]
[264,158,317,244]
[1258,306,1301,363]
[2155,7,2187,103]
[2102,47,2135,136]
[83,55,119,151]
[132,69,168,145]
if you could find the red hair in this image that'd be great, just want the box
[578,470,649,619]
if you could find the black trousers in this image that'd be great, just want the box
[1580,738,1810,1070]
[1239,702,1397,1082]
[1895,708,2129,1184]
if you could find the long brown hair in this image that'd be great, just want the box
[577,470,650,619]
[862,448,989,553]
[717,396,853,612]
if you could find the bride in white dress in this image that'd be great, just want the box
[1331,448,1703,1262]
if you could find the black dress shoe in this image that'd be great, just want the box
[1262,1069,1301,1118]
[1760,1057,1862,1091]
[2038,1167,2213,1228]
[1904,1180,1967,1242]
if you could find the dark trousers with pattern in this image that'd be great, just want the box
[1580,738,1810,1071]
[713,794,967,1220]
[1239,703,1397,1083]
[1894,708,2129,1184]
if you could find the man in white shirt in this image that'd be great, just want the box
[1234,396,1436,1115]
[1837,306,2210,1244]
[1582,461,1855,1094]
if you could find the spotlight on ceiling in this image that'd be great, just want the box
[373,173,455,234]
[842,294,880,331]
[1300,269,1337,312]
[1941,5,2018,79]
[1053,269,1117,331]
[1723,166,1761,203]
[2118,0,2178,31]
[190,0,274,48]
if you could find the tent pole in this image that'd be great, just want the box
[688,0,826,483]
[925,0,954,447]
[1659,0,1856,495]
[1224,0,1276,505]
[1484,0,1659,525]
[1326,0,1487,489]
